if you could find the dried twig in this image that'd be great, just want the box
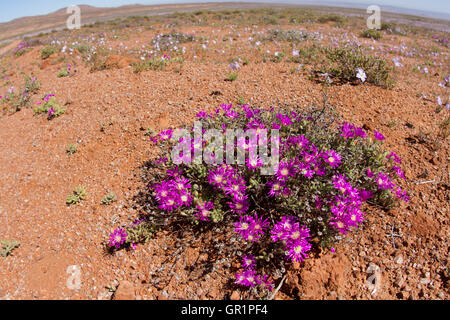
[269,275,286,300]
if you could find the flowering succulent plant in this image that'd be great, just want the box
[118,102,409,297]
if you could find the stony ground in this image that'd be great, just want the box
[0,8,448,300]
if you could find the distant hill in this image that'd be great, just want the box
[0,2,449,42]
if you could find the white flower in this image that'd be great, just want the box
[292,49,299,57]
[356,68,367,83]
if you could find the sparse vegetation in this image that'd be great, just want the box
[360,29,383,40]
[66,186,87,206]
[324,46,393,88]
[1,240,20,257]
[66,143,78,155]
[101,191,117,205]
[41,46,59,59]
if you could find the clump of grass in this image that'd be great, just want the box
[226,72,238,81]
[41,46,59,59]
[265,29,310,42]
[24,75,40,94]
[66,186,87,206]
[151,32,195,51]
[360,29,383,40]
[288,45,323,64]
[101,192,117,205]
[133,57,170,73]
[144,127,154,136]
[57,66,70,77]
[66,143,78,155]
[2,90,30,113]
[1,240,20,258]
[317,14,345,24]
[324,46,393,88]
[89,52,107,72]
[439,116,450,139]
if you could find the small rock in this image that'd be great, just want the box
[230,291,240,300]
[420,278,430,285]
[113,281,135,300]
[394,255,403,264]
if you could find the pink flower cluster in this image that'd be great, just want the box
[329,174,366,234]
[208,165,249,214]
[153,175,193,211]
[234,214,269,242]
[271,217,312,263]
[235,255,273,290]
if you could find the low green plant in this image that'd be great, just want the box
[41,46,59,59]
[57,67,69,78]
[226,72,238,81]
[66,143,78,155]
[101,192,117,205]
[360,29,383,40]
[66,186,87,206]
[1,240,20,257]
[33,95,65,119]
[133,57,170,73]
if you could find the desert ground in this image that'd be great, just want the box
[0,4,448,300]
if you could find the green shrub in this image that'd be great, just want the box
[324,47,393,88]
[317,14,345,24]
[265,29,310,42]
[137,102,409,297]
[360,29,383,40]
[41,46,59,59]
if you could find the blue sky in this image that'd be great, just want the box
[0,0,449,22]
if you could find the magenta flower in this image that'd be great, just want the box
[375,172,393,190]
[196,111,208,119]
[286,238,312,263]
[208,166,229,189]
[171,176,191,192]
[195,201,214,221]
[246,155,263,171]
[48,107,55,118]
[323,150,342,168]
[159,129,173,140]
[256,274,274,291]
[108,228,127,249]
[159,192,179,211]
[275,160,296,181]
[235,269,257,287]
[234,214,268,242]
[224,176,246,201]
[267,180,284,197]
[374,130,385,141]
[228,198,249,214]
[242,255,256,270]
[387,152,402,164]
